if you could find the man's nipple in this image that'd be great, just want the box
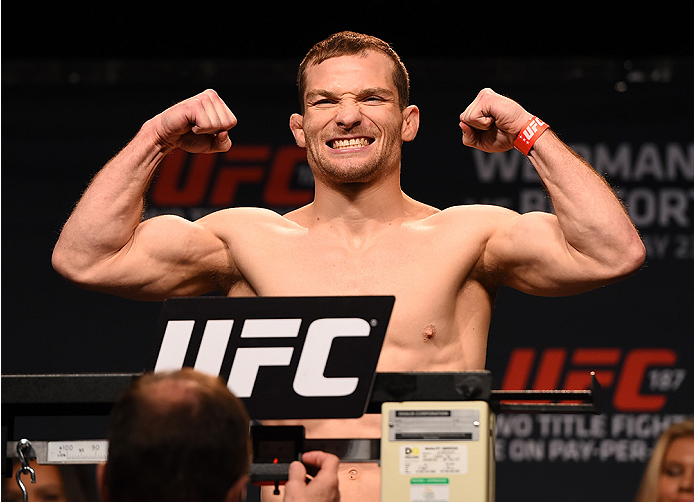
[422,324,436,342]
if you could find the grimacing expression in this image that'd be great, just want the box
[291,51,418,186]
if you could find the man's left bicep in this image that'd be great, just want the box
[485,211,606,296]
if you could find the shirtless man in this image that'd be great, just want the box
[52,32,645,501]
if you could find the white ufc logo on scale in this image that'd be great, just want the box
[154,317,371,398]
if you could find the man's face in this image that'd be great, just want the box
[291,51,418,186]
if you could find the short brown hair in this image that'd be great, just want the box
[105,369,251,502]
[297,31,410,113]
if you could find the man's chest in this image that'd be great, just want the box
[237,231,472,297]
[225,225,495,370]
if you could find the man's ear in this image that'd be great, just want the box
[289,113,306,148]
[401,105,420,142]
[96,463,109,502]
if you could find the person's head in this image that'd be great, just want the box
[635,417,694,502]
[98,369,251,502]
[290,32,420,187]
[296,31,410,114]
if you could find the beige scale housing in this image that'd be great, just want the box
[381,401,496,502]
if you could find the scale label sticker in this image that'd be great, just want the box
[409,477,450,502]
[389,409,480,442]
[400,445,467,476]
[47,441,109,463]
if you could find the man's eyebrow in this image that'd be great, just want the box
[359,87,396,99]
[306,87,396,101]
[305,89,338,102]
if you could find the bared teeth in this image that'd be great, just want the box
[332,138,370,149]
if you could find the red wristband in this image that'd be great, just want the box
[514,116,550,155]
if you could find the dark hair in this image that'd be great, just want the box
[104,369,250,502]
[297,31,410,113]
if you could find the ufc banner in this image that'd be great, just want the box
[150,296,394,419]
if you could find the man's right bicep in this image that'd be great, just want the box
[86,214,234,300]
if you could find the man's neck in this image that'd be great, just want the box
[291,173,416,249]
[315,173,407,219]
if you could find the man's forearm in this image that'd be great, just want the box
[52,121,168,280]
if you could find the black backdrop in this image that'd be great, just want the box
[2,6,693,502]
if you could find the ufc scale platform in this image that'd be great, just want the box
[2,296,601,502]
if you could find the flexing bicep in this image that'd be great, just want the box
[71,214,236,300]
[484,210,620,296]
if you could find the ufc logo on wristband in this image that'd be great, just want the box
[514,116,550,155]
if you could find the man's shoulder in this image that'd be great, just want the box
[429,203,518,226]
[201,206,295,224]
[197,207,303,237]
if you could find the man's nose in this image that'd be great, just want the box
[335,101,362,129]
